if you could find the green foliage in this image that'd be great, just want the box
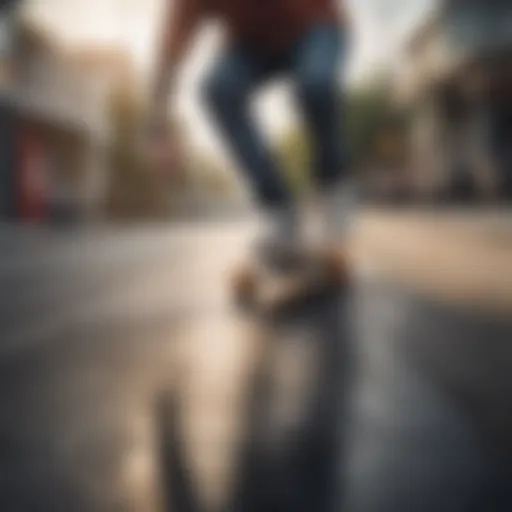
[108,86,144,178]
[276,127,311,195]
[346,83,410,164]
[106,86,176,218]
[186,153,239,197]
[346,85,389,162]
[106,85,238,217]
[277,81,410,190]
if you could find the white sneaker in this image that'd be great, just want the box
[320,180,358,247]
[256,204,302,267]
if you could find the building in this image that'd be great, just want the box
[0,1,20,218]
[396,0,512,200]
[0,12,112,222]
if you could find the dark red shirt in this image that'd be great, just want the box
[172,0,345,52]
[210,0,340,49]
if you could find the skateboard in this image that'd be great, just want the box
[232,247,350,313]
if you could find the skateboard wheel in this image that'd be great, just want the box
[232,266,258,304]
[323,251,350,284]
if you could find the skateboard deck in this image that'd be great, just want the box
[232,248,350,313]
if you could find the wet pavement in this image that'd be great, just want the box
[0,213,511,511]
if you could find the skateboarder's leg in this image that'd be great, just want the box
[293,25,348,187]
[203,47,290,208]
[204,47,300,260]
[292,26,354,242]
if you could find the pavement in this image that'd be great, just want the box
[0,210,511,512]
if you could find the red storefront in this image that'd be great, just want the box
[16,124,49,221]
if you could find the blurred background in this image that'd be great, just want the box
[1,0,511,225]
[0,1,512,511]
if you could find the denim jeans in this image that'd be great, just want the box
[203,25,349,208]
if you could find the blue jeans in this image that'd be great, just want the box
[204,25,349,208]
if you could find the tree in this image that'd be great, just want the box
[276,126,311,195]
[106,85,189,218]
[346,82,410,167]
[276,79,410,193]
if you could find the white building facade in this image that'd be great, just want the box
[0,13,112,221]
[396,0,512,200]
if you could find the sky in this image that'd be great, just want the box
[24,0,434,163]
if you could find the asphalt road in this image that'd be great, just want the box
[0,213,511,512]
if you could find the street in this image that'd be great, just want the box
[0,211,512,511]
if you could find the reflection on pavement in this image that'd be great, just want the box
[0,212,511,511]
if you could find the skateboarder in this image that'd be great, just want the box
[147,0,353,264]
